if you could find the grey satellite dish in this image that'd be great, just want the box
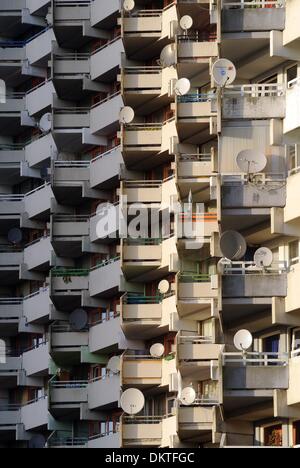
[159,44,176,68]
[39,113,52,133]
[234,329,253,352]
[254,247,273,268]
[119,106,135,124]
[28,434,46,449]
[212,59,236,87]
[69,308,88,331]
[174,78,191,96]
[150,343,165,358]
[180,387,196,406]
[180,15,193,32]
[217,257,232,275]
[107,356,121,374]
[8,228,22,245]
[219,231,247,261]
[236,150,267,174]
[120,388,145,415]
[123,0,135,12]
[158,279,170,294]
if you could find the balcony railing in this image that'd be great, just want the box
[123,293,162,305]
[223,351,289,366]
[224,84,285,97]
[222,0,285,8]
[177,32,217,43]
[222,260,287,275]
[178,334,214,345]
[177,93,215,103]
[50,380,88,389]
[179,273,211,283]
[179,153,212,162]
[51,268,90,277]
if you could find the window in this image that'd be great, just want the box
[293,421,300,446]
[201,319,213,340]
[289,240,299,265]
[264,424,283,447]
[286,64,298,85]
[292,329,300,356]
[287,145,297,172]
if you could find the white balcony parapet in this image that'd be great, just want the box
[224,83,285,97]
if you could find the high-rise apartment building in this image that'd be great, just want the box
[0,0,300,449]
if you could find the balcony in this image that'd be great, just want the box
[0,193,23,217]
[23,287,53,324]
[121,180,162,204]
[49,380,88,416]
[177,333,222,362]
[20,396,49,431]
[25,79,54,116]
[25,27,55,66]
[89,315,127,354]
[177,32,218,62]
[22,341,49,377]
[121,354,162,387]
[0,406,20,434]
[222,174,286,208]
[0,298,22,333]
[88,431,120,449]
[91,0,120,28]
[120,292,168,338]
[121,123,162,165]
[0,245,22,284]
[176,150,217,180]
[89,146,123,189]
[50,322,88,364]
[121,67,164,106]
[0,354,22,387]
[53,0,90,25]
[223,351,289,393]
[222,1,285,33]
[50,268,89,309]
[120,9,162,39]
[90,37,124,81]
[121,238,162,278]
[121,415,163,447]
[88,374,120,410]
[221,260,287,298]
[178,406,215,435]
[25,133,57,168]
[23,235,51,271]
[51,214,89,257]
[52,160,90,202]
[222,84,285,119]
[90,92,123,135]
[24,183,53,219]
[89,257,123,297]
[0,94,24,136]
[89,203,119,242]
[52,52,90,80]
[177,273,219,319]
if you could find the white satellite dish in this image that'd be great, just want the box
[180,387,196,406]
[123,0,135,12]
[236,150,267,174]
[7,228,22,245]
[254,247,273,268]
[39,113,52,133]
[120,388,145,415]
[150,343,165,358]
[180,15,193,32]
[234,329,253,352]
[174,78,191,96]
[158,279,170,294]
[159,44,176,68]
[219,231,247,261]
[217,257,232,275]
[119,106,135,124]
[69,308,88,331]
[107,356,120,374]
[212,59,236,87]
